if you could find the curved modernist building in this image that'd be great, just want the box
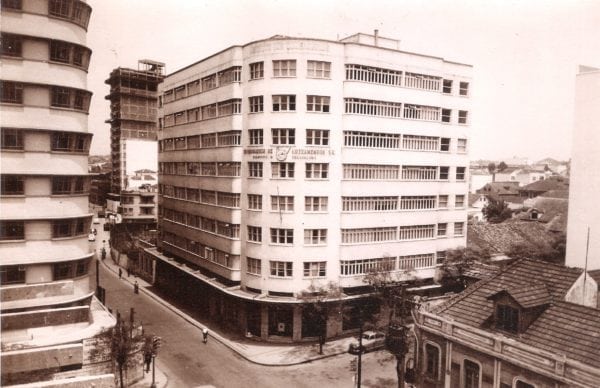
[1,1,114,385]
[147,33,471,342]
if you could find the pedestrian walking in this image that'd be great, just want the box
[134,280,139,294]
[202,328,209,344]
[118,268,122,279]
[127,267,131,277]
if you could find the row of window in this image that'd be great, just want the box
[160,129,467,153]
[160,186,240,208]
[160,131,241,151]
[161,60,469,103]
[245,226,328,245]
[0,82,92,112]
[162,231,238,269]
[161,94,467,125]
[344,98,468,124]
[0,33,92,70]
[0,217,90,241]
[344,164,466,181]
[0,259,90,285]
[1,128,91,153]
[159,161,241,177]
[423,343,535,388]
[2,0,92,29]
[159,161,467,181]
[246,258,327,278]
[162,208,240,239]
[0,175,89,196]
[162,99,241,128]
[340,222,464,244]
[160,190,465,212]
[162,66,242,104]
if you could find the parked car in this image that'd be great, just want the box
[348,330,386,353]
[88,233,96,242]
[92,218,100,224]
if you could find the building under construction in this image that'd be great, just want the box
[105,59,165,194]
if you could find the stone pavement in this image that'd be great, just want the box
[100,256,356,367]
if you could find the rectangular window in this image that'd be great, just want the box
[250,62,264,80]
[247,257,261,275]
[341,227,397,244]
[304,229,327,245]
[249,96,264,113]
[400,196,436,210]
[272,128,295,145]
[270,260,293,277]
[1,0,22,10]
[401,166,436,181]
[273,60,296,77]
[403,104,440,121]
[272,95,296,111]
[437,223,447,237]
[271,195,294,212]
[305,196,328,212]
[202,103,217,119]
[247,226,262,243]
[438,195,449,208]
[440,138,450,152]
[0,221,25,240]
[51,86,71,107]
[459,81,470,96]
[271,162,294,178]
[454,222,464,236]
[343,196,398,212]
[306,129,329,146]
[455,194,465,208]
[202,133,217,148]
[398,225,435,240]
[304,262,326,277]
[270,228,294,245]
[425,343,440,380]
[306,95,330,112]
[52,219,73,238]
[248,194,262,210]
[441,109,451,123]
[305,163,328,179]
[442,79,452,94]
[0,265,26,284]
[439,166,449,180]
[345,164,399,180]
[50,40,71,63]
[456,167,466,181]
[458,110,468,124]
[202,74,217,91]
[436,251,446,265]
[53,261,73,280]
[345,64,402,86]
[248,162,263,178]
[344,98,403,118]
[187,80,201,95]
[307,61,331,78]
[1,175,24,195]
[249,129,263,145]
[52,176,72,194]
[402,135,437,151]
[1,34,22,57]
[340,257,396,275]
[218,66,241,85]
[404,72,442,91]
[457,138,467,153]
[1,81,23,104]
[49,0,71,17]
[464,360,480,388]
[1,128,23,149]
[217,162,241,177]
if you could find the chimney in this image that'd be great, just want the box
[374,29,379,46]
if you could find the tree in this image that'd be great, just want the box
[436,247,491,291]
[297,282,341,354]
[497,161,508,172]
[506,233,566,264]
[482,196,512,223]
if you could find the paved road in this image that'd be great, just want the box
[89,223,399,387]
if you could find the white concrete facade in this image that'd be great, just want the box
[1,1,115,385]
[566,67,600,271]
[157,34,471,298]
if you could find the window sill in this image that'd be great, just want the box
[247,240,262,245]
[303,276,327,279]
[0,239,26,243]
[248,111,264,114]
[0,148,25,152]
[0,194,25,197]
[303,244,327,247]
[271,111,297,113]
[268,276,293,279]
[306,111,331,114]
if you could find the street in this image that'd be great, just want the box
[89,221,399,387]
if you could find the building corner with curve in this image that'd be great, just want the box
[142,32,472,342]
[1,1,116,386]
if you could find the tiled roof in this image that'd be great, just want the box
[540,189,569,199]
[520,177,569,193]
[435,259,600,367]
[467,220,558,254]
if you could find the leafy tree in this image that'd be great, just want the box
[437,247,491,291]
[297,282,341,354]
[488,162,497,182]
[482,196,512,223]
[497,161,508,172]
[506,233,566,264]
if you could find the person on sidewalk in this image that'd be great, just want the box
[118,268,122,279]
[202,328,209,344]
[134,280,139,294]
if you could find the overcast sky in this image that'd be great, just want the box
[86,0,600,162]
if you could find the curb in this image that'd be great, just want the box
[100,258,346,366]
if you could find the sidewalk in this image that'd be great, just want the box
[130,362,168,388]
[100,256,355,367]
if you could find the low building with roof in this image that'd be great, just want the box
[519,176,569,199]
[413,258,600,387]
[518,196,569,233]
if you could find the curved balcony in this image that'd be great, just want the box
[2,57,88,89]
[0,151,88,175]
[1,9,88,46]
[0,195,89,220]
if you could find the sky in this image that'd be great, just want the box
[86,0,600,162]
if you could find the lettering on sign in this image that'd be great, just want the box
[242,147,334,161]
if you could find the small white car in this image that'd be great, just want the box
[88,233,96,242]
[92,218,100,224]
[348,330,386,353]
